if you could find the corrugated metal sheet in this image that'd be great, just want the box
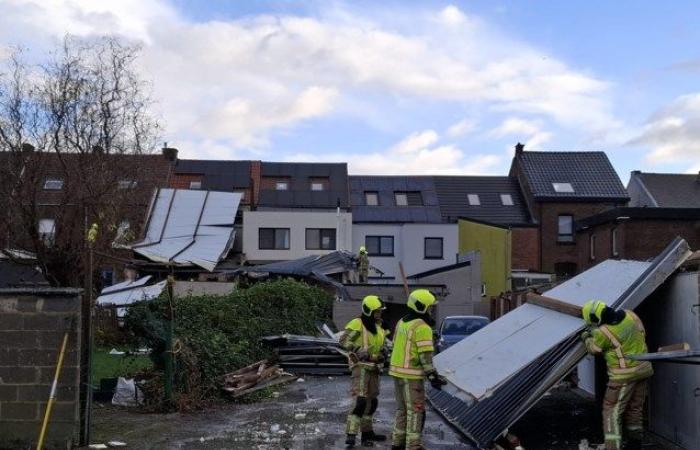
[430,237,691,449]
[130,189,241,271]
[96,277,166,307]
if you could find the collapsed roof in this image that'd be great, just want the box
[130,189,241,271]
[430,237,691,449]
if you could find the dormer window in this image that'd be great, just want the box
[467,194,480,206]
[552,182,574,193]
[276,181,289,191]
[395,192,408,206]
[43,179,64,190]
[189,180,202,190]
[365,191,379,206]
[500,194,514,206]
[394,191,423,206]
[310,177,329,191]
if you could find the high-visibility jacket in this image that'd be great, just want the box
[389,318,434,380]
[358,254,369,272]
[585,310,654,382]
[344,318,387,366]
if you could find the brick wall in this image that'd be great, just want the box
[169,173,203,190]
[511,227,540,271]
[578,219,700,271]
[250,161,261,206]
[537,202,621,275]
[0,288,82,450]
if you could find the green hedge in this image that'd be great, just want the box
[124,279,333,409]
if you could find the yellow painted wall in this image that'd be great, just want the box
[458,219,511,297]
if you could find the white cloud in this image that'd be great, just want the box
[489,117,552,149]
[446,118,477,137]
[285,129,503,175]
[631,93,700,165]
[0,0,619,155]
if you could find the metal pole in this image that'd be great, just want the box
[82,224,98,446]
[163,273,175,407]
[36,331,70,450]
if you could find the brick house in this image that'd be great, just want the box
[509,144,629,277]
[576,207,700,271]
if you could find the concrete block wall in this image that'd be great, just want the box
[0,288,82,450]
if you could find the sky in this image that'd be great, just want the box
[1,1,699,181]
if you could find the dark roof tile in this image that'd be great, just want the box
[635,172,700,208]
[350,176,443,223]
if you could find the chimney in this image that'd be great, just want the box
[515,142,525,156]
[21,143,35,153]
[250,160,262,207]
[92,145,104,154]
[162,146,178,162]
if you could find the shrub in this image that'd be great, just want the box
[124,279,333,410]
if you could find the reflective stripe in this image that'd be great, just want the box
[416,340,433,347]
[627,310,645,332]
[600,325,627,369]
[390,366,424,376]
[362,326,369,351]
[587,340,603,353]
[610,361,652,375]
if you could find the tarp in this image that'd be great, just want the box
[430,237,692,449]
[130,189,241,271]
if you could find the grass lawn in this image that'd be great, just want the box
[92,347,153,384]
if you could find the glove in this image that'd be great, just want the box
[427,371,447,390]
[356,348,369,361]
[580,330,591,342]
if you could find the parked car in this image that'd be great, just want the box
[436,315,490,353]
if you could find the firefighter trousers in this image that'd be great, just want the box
[391,377,426,450]
[346,365,380,435]
[602,379,648,450]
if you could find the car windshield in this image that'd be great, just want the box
[441,318,489,335]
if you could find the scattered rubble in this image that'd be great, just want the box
[221,360,295,399]
[261,334,349,375]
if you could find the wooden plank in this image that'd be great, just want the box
[658,342,690,352]
[230,374,296,399]
[525,293,582,318]
[399,262,410,299]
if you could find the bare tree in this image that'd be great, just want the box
[0,37,163,287]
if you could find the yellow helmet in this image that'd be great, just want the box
[362,295,385,316]
[582,300,607,325]
[359,246,367,254]
[407,289,436,314]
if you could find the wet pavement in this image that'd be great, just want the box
[91,375,475,450]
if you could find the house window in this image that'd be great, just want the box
[589,234,596,260]
[43,179,64,190]
[310,177,329,191]
[557,215,574,242]
[552,182,574,193]
[275,181,289,191]
[306,228,336,250]
[259,228,290,250]
[189,180,202,190]
[554,262,577,278]
[395,192,408,206]
[365,191,379,206]
[38,218,55,245]
[612,228,619,257]
[365,236,394,256]
[500,194,514,206]
[481,283,486,297]
[118,180,137,189]
[394,191,423,206]
[468,194,480,206]
[424,237,444,259]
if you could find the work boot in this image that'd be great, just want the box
[362,431,387,442]
[345,434,356,449]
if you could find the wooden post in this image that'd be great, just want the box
[398,262,410,299]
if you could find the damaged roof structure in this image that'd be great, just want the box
[430,237,692,449]
[130,188,242,271]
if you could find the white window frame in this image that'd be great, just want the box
[468,194,481,206]
[500,194,514,206]
[43,179,64,190]
[612,228,618,257]
[189,180,202,190]
[552,182,574,193]
[557,215,574,243]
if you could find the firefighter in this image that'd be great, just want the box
[340,295,389,448]
[357,246,369,283]
[581,300,654,450]
[389,289,447,450]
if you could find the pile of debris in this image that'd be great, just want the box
[262,334,349,376]
[221,360,296,399]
